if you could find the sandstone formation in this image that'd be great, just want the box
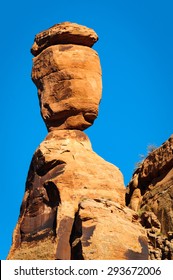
[32,44,102,131]
[31,22,98,56]
[7,22,148,260]
[75,199,148,260]
[140,211,173,260]
[126,135,173,259]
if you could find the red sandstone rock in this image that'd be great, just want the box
[74,199,148,260]
[7,22,149,260]
[32,44,102,131]
[126,135,173,235]
[7,130,148,260]
[31,22,98,56]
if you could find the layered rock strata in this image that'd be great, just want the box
[126,135,173,259]
[7,22,148,260]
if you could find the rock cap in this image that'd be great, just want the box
[31,22,98,56]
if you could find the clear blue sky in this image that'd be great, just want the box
[1,0,172,259]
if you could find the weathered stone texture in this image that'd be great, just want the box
[126,135,173,259]
[73,198,148,260]
[7,130,127,259]
[8,22,149,260]
[8,130,148,260]
[31,22,98,56]
[126,135,173,234]
[32,45,102,131]
[140,211,173,260]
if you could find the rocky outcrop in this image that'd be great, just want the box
[140,211,173,260]
[73,199,148,260]
[7,22,148,260]
[126,135,173,259]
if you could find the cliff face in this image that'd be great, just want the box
[126,135,173,259]
[7,22,148,260]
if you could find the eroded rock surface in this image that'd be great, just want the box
[7,22,149,260]
[7,130,129,259]
[126,135,173,259]
[72,198,148,260]
[31,22,98,56]
[32,44,102,131]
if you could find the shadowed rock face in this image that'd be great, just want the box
[7,22,148,260]
[126,135,173,234]
[126,135,173,260]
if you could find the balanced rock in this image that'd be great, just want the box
[7,22,148,260]
[32,44,102,131]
